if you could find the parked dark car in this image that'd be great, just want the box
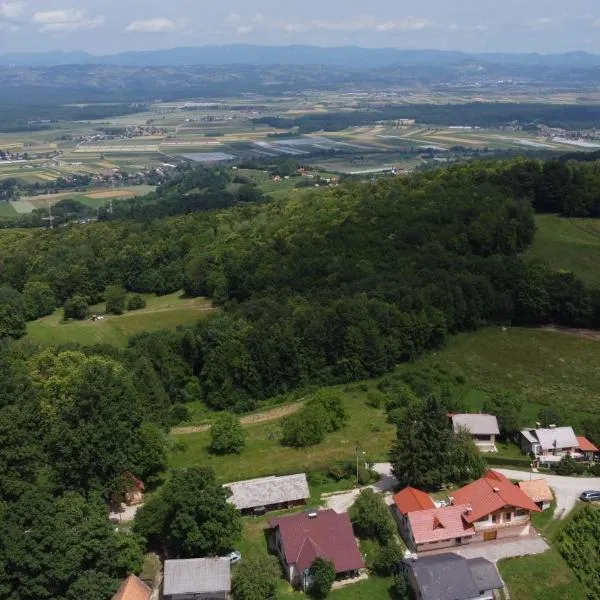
[579,490,600,502]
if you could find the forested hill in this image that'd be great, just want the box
[0,158,597,415]
[2,157,600,596]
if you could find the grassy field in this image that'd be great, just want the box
[26,292,215,347]
[528,214,600,288]
[169,385,395,481]
[499,502,588,600]
[499,548,586,600]
[417,326,600,421]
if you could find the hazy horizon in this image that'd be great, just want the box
[2,0,600,55]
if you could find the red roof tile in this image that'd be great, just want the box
[452,471,540,524]
[577,436,599,453]
[112,576,151,600]
[393,487,436,515]
[269,510,364,574]
[407,504,475,545]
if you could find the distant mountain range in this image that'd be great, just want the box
[2,45,600,68]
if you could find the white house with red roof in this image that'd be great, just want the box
[398,471,541,552]
[268,509,364,591]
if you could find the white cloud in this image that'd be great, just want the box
[125,17,185,33]
[224,13,241,25]
[235,25,253,34]
[528,17,553,28]
[32,9,105,32]
[0,1,25,19]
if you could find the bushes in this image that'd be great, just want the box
[308,558,336,599]
[281,391,347,448]
[127,295,147,311]
[209,413,245,455]
[557,504,600,598]
[484,455,533,468]
[350,489,396,544]
[63,295,89,320]
[105,285,126,315]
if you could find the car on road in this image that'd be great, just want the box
[579,490,600,502]
[226,551,242,564]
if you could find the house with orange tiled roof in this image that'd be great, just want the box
[112,575,151,600]
[400,471,542,552]
[576,436,600,462]
[517,479,553,511]
[450,470,540,543]
[406,504,476,552]
[392,486,436,540]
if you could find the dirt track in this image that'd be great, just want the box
[541,325,600,342]
[171,401,305,435]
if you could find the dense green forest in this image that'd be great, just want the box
[1,157,600,598]
[2,159,600,411]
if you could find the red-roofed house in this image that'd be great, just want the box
[392,486,436,539]
[406,504,476,553]
[450,471,540,542]
[112,575,151,600]
[269,510,364,591]
[577,436,600,462]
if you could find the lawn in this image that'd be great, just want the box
[0,202,17,217]
[528,213,600,288]
[26,292,215,347]
[418,326,600,420]
[499,548,587,600]
[499,495,589,600]
[169,387,395,481]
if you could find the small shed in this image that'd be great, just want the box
[517,480,553,511]
[163,558,230,600]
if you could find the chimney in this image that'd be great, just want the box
[493,487,501,493]
[307,511,317,519]
[535,422,541,428]
[465,505,473,515]
[549,424,556,429]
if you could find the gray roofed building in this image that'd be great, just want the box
[535,426,578,451]
[163,558,230,600]
[403,553,503,600]
[224,473,309,515]
[451,414,500,453]
[451,414,500,436]
[467,557,504,592]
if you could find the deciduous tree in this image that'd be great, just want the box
[209,413,245,455]
[134,467,242,558]
[232,554,280,600]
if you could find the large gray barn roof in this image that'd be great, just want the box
[163,558,230,596]
[224,473,309,510]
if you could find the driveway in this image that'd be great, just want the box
[495,468,600,518]
[109,503,143,523]
[322,463,398,513]
[424,533,548,563]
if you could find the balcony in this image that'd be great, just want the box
[473,517,530,533]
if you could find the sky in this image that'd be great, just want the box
[2,0,600,55]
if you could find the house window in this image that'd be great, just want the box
[515,509,528,517]
[492,514,501,524]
